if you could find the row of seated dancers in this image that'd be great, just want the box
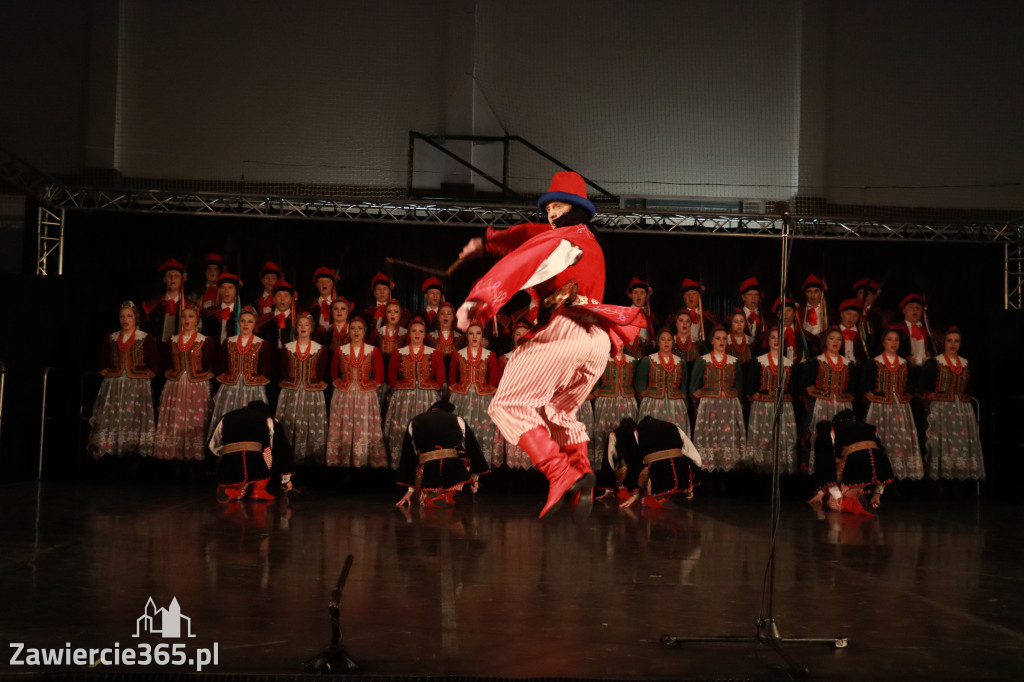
[88,293,983,489]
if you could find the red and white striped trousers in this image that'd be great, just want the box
[489,315,610,447]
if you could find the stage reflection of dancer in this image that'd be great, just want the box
[448,323,501,467]
[808,410,893,513]
[919,327,984,481]
[455,171,643,519]
[862,329,923,480]
[209,400,294,502]
[275,313,329,466]
[618,415,702,509]
[327,317,387,468]
[383,317,445,466]
[635,328,690,436]
[89,301,159,457]
[744,327,798,473]
[154,303,215,461]
[209,307,271,435]
[395,400,490,508]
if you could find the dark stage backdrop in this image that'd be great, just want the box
[0,211,1019,494]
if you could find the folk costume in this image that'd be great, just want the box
[892,293,933,368]
[418,277,445,331]
[395,401,490,507]
[448,345,501,467]
[621,415,702,509]
[154,321,215,460]
[800,342,855,474]
[837,298,870,366]
[679,278,716,345]
[800,274,829,355]
[862,351,923,479]
[853,278,888,355]
[739,277,766,343]
[690,350,745,471]
[592,351,639,464]
[635,349,690,437]
[457,171,644,519]
[209,324,272,437]
[88,304,159,457]
[744,350,798,473]
[200,272,242,346]
[142,259,187,343]
[257,279,297,351]
[308,267,339,331]
[314,315,351,353]
[726,328,758,363]
[327,338,387,468]
[622,278,655,358]
[671,326,703,364]
[190,253,224,311]
[208,401,293,502]
[919,349,984,480]
[275,318,329,465]
[812,411,894,515]
[383,341,446,467]
[772,297,808,364]
[254,261,283,316]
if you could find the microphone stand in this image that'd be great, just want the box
[660,204,847,680]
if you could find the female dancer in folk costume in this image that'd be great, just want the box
[689,327,745,471]
[799,327,855,474]
[89,301,159,457]
[275,313,329,465]
[455,171,644,519]
[671,309,705,363]
[918,327,984,481]
[448,323,501,467]
[427,302,463,360]
[372,299,408,369]
[154,303,215,460]
[591,347,639,466]
[496,316,533,469]
[622,277,655,358]
[725,309,758,363]
[209,306,272,436]
[618,415,702,509]
[635,328,690,437]
[808,409,894,513]
[861,328,923,480]
[314,297,352,351]
[395,400,490,508]
[383,317,446,466]
[327,317,388,468]
[744,327,798,473]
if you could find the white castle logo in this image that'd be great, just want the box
[133,597,196,638]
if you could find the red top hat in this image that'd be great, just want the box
[739,277,760,294]
[899,293,925,309]
[852,278,880,294]
[258,261,282,278]
[158,258,185,274]
[202,253,224,267]
[626,277,652,295]
[421,277,444,294]
[312,266,337,283]
[838,298,863,313]
[371,272,393,290]
[536,171,596,219]
[217,272,242,288]
[680,278,704,294]
[772,296,797,314]
[802,274,826,291]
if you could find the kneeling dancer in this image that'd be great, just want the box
[208,400,294,502]
[808,409,894,514]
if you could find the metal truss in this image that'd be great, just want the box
[36,206,64,276]
[1006,243,1024,310]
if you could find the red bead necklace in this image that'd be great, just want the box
[882,353,900,373]
[236,333,254,354]
[177,330,197,353]
[824,351,843,372]
[117,328,137,352]
[658,352,676,373]
[711,351,727,369]
[944,353,963,375]
[295,338,312,361]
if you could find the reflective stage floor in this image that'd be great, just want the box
[1,478,1022,681]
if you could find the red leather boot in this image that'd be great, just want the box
[518,426,593,519]
[839,496,872,516]
[249,479,276,501]
[563,442,596,522]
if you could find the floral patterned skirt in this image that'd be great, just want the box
[693,397,746,471]
[745,400,798,474]
[88,375,156,457]
[384,387,440,468]
[154,377,211,460]
[924,397,985,480]
[593,396,638,463]
[866,400,924,480]
[276,387,328,465]
[638,396,691,437]
[209,383,268,438]
[327,386,387,468]
[451,387,500,468]
[576,400,598,468]
[802,398,851,475]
